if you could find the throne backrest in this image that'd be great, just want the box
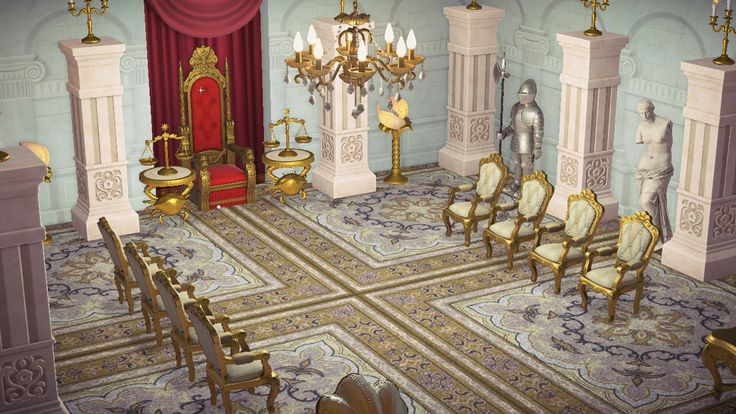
[316,374,408,414]
[180,46,233,163]
[97,217,127,277]
[564,190,603,239]
[518,171,553,219]
[153,271,187,335]
[476,153,508,200]
[187,303,225,372]
[617,211,659,264]
[124,242,156,301]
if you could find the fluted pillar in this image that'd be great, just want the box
[662,59,736,281]
[0,146,68,414]
[311,18,376,199]
[438,6,504,176]
[547,32,628,222]
[58,37,139,241]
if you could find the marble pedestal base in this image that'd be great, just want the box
[439,145,496,177]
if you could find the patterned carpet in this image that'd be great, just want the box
[47,167,736,413]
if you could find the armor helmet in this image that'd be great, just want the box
[518,79,537,105]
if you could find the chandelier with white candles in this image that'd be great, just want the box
[284,0,425,117]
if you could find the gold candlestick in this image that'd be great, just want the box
[580,0,609,37]
[0,151,9,162]
[67,0,109,44]
[467,0,482,10]
[711,8,736,65]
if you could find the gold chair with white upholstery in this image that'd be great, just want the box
[124,242,194,347]
[187,302,280,414]
[483,170,553,268]
[98,216,163,315]
[578,211,659,322]
[153,271,230,381]
[316,373,408,414]
[442,153,509,246]
[528,189,604,294]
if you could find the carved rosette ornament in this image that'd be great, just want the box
[680,199,704,237]
[469,116,491,143]
[449,114,463,143]
[1,355,47,403]
[94,169,123,201]
[321,132,335,162]
[341,135,363,164]
[713,205,736,240]
[559,155,579,187]
[585,158,609,189]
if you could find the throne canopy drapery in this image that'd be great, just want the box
[144,0,265,174]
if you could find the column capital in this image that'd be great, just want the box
[681,58,736,120]
[58,37,125,91]
[558,32,629,88]
[444,5,504,51]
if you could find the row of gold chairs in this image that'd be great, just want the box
[441,154,660,322]
[97,217,279,414]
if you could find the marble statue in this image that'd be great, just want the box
[635,99,673,248]
[499,79,544,191]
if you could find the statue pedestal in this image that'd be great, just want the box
[547,32,628,222]
[0,146,68,414]
[439,6,504,176]
[311,18,376,199]
[58,37,139,241]
[662,59,736,281]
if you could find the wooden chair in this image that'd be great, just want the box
[124,242,194,347]
[316,373,407,414]
[528,189,604,294]
[153,270,230,381]
[578,211,659,322]
[703,327,736,400]
[442,153,509,246]
[97,216,163,314]
[187,302,280,413]
[483,170,554,268]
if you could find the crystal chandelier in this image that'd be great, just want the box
[284,0,425,118]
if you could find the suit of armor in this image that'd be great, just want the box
[500,79,544,189]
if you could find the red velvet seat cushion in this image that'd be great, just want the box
[195,164,248,208]
[207,164,246,186]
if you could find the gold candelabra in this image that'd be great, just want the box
[580,0,609,37]
[467,1,482,10]
[711,1,736,65]
[139,124,191,176]
[265,109,312,158]
[67,0,109,44]
[0,151,8,162]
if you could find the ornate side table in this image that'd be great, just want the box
[139,166,195,223]
[703,327,736,400]
[262,149,314,203]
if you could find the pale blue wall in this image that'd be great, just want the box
[0,0,150,225]
[0,0,720,226]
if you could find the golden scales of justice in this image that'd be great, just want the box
[138,124,195,223]
[262,109,315,202]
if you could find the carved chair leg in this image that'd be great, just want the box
[207,375,217,405]
[607,296,616,323]
[463,222,471,247]
[529,257,538,282]
[172,338,182,367]
[484,234,493,259]
[185,349,195,381]
[578,282,589,309]
[443,212,452,237]
[633,286,643,315]
[141,304,151,333]
[114,278,124,304]
[125,285,135,315]
[222,389,233,414]
[554,270,562,295]
[473,220,478,232]
[152,315,164,348]
[267,374,280,413]
[506,244,514,269]
[702,344,724,400]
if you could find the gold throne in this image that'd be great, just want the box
[179,46,256,211]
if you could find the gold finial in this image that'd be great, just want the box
[161,123,170,132]
[467,0,482,10]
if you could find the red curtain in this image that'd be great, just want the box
[144,0,265,174]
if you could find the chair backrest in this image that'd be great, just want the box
[476,153,508,200]
[97,217,127,278]
[187,302,225,373]
[564,189,604,240]
[153,270,188,336]
[316,374,408,414]
[616,211,660,265]
[179,45,234,164]
[124,242,157,303]
[517,170,553,220]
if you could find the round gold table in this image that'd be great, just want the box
[262,149,314,203]
[139,166,195,223]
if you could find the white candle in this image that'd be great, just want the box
[396,36,407,58]
[307,25,317,46]
[729,0,732,10]
[293,32,304,53]
[714,0,720,16]
[314,39,324,61]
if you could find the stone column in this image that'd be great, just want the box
[0,146,68,414]
[547,32,629,222]
[311,18,376,199]
[438,6,504,176]
[58,37,139,241]
[662,59,736,281]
